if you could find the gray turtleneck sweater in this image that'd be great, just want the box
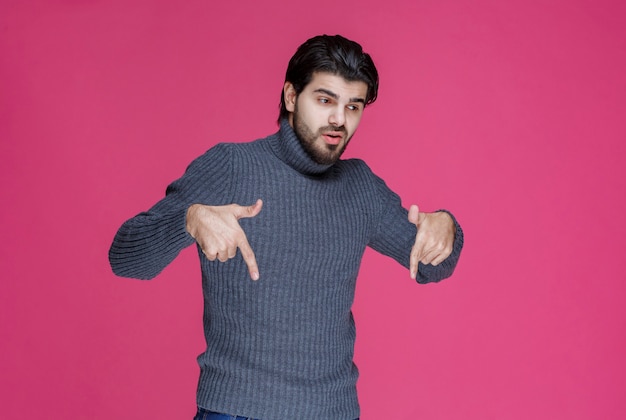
[109,119,463,419]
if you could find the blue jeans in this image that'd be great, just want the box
[193,407,359,420]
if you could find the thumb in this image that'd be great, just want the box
[234,199,263,220]
[408,204,420,225]
[408,204,426,228]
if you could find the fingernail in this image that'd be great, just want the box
[251,272,259,281]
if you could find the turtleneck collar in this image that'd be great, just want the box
[269,118,334,176]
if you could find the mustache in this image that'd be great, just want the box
[319,125,346,133]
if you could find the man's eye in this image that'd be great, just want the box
[319,98,329,104]
[347,105,360,111]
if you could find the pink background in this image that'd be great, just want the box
[2,0,625,419]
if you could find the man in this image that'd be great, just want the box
[109,34,463,420]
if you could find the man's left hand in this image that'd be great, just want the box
[408,205,455,279]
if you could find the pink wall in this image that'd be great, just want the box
[2,0,625,418]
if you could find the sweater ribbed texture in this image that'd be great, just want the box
[109,119,464,419]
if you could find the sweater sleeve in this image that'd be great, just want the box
[108,143,233,280]
[367,172,464,284]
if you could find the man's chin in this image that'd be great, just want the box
[312,147,343,165]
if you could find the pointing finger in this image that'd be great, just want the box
[410,250,417,280]
[238,236,260,281]
[409,204,422,279]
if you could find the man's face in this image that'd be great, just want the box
[284,72,368,165]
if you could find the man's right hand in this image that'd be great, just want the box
[186,199,263,281]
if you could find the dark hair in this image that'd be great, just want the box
[278,34,379,122]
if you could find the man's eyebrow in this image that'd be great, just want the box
[313,88,366,104]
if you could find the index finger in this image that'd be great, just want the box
[409,242,422,280]
[238,236,260,281]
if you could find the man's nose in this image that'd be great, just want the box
[329,107,345,127]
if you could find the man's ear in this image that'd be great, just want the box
[283,82,296,112]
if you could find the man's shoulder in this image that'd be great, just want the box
[336,157,394,192]
[192,133,274,163]
[336,157,376,175]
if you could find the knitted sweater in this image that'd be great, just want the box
[109,119,464,419]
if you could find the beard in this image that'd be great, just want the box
[292,103,351,165]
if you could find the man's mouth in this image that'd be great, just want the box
[322,131,343,145]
